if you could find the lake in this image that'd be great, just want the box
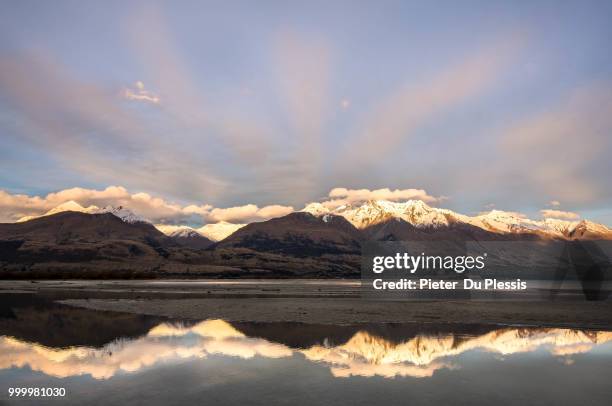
[0,292,611,405]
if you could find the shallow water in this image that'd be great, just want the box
[0,293,611,405]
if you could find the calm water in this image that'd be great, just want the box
[0,293,611,405]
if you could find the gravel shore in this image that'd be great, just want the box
[2,279,611,329]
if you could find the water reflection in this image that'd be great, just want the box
[1,319,610,380]
[0,320,291,379]
[302,328,612,378]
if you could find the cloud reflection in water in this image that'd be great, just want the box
[1,320,610,380]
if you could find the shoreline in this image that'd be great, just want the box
[57,297,612,330]
[2,279,612,329]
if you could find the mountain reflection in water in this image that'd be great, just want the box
[2,319,611,380]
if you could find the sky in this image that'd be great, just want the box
[1,0,611,227]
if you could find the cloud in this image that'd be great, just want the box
[498,84,612,204]
[540,209,580,220]
[0,320,292,380]
[270,32,332,202]
[0,190,49,222]
[317,187,442,209]
[549,200,561,207]
[206,204,294,223]
[339,34,524,168]
[0,186,208,224]
[1,186,438,225]
[124,5,276,177]
[122,81,160,104]
[0,52,225,201]
[0,186,292,226]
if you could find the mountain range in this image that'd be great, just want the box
[303,199,611,240]
[1,199,611,278]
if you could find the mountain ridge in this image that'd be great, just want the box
[302,200,612,240]
[9,199,612,242]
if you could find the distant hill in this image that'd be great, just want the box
[215,212,361,256]
[1,211,166,244]
[303,200,612,240]
[0,211,174,276]
[168,227,213,250]
[1,199,611,279]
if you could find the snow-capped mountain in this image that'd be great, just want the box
[197,221,246,242]
[16,201,149,225]
[13,199,612,241]
[302,199,612,239]
[567,220,612,239]
[304,200,450,229]
[17,200,99,222]
[472,212,612,238]
[93,206,149,224]
[163,226,213,249]
[156,222,245,241]
[469,210,540,233]
[302,203,330,217]
[167,227,203,239]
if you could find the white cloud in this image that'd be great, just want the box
[1,185,443,224]
[0,186,292,229]
[339,35,524,167]
[549,200,561,207]
[206,204,294,223]
[540,209,580,220]
[0,53,225,200]
[498,85,612,204]
[318,187,442,209]
[0,186,206,223]
[122,81,160,104]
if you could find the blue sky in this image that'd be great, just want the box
[1,0,611,225]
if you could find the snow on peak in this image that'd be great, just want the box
[540,218,579,236]
[168,227,204,238]
[56,200,99,214]
[474,211,590,237]
[570,220,611,235]
[299,199,611,238]
[303,199,450,229]
[474,210,537,233]
[94,206,149,224]
[197,221,246,241]
[302,202,330,217]
[16,200,100,222]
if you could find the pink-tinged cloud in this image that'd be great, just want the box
[0,53,225,200]
[0,186,209,223]
[122,81,160,104]
[0,186,293,226]
[339,34,525,167]
[207,204,294,223]
[1,186,443,224]
[540,209,580,220]
[323,187,442,208]
[498,85,612,204]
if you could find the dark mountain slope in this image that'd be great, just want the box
[216,212,361,256]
